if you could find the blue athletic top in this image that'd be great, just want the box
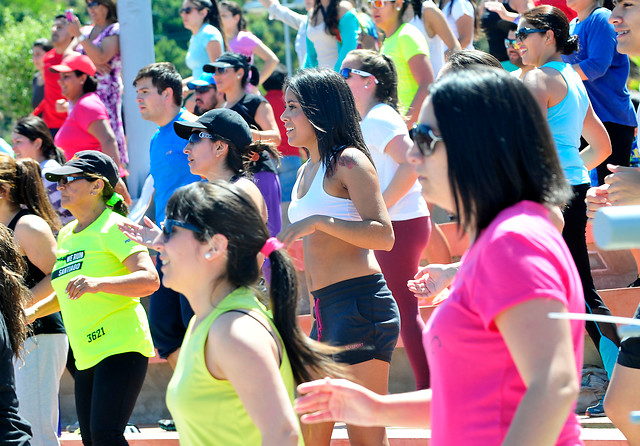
[542,61,590,186]
[562,8,637,127]
[149,109,202,224]
[186,24,225,80]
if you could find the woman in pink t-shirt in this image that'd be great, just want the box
[219,0,279,86]
[295,67,586,446]
[51,54,121,169]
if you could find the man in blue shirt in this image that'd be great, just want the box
[133,63,200,368]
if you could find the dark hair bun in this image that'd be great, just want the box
[562,35,579,55]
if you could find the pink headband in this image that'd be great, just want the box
[260,237,284,257]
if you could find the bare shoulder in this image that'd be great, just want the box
[209,311,277,360]
[336,147,373,171]
[13,214,52,238]
[337,1,354,18]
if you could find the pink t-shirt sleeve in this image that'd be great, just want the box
[75,93,109,129]
[229,31,260,57]
[471,230,571,330]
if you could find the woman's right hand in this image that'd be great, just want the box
[407,262,459,300]
[118,216,161,248]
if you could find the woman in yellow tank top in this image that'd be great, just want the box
[156,181,340,445]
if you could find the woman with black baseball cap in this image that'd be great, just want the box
[27,150,160,446]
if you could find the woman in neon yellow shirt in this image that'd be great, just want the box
[372,0,434,128]
[27,151,159,446]
[156,181,339,445]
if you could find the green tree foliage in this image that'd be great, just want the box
[0,7,59,137]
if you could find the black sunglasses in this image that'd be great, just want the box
[515,27,547,41]
[86,1,100,8]
[504,38,517,48]
[57,175,93,186]
[179,6,201,14]
[194,85,214,93]
[189,132,215,144]
[162,219,203,242]
[212,66,231,74]
[409,124,443,157]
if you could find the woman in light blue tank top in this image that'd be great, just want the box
[518,6,620,417]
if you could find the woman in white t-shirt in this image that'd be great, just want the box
[341,49,432,390]
[438,0,475,49]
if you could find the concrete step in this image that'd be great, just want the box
[59,419,630,445]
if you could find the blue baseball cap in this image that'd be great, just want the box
[187,72,216,90]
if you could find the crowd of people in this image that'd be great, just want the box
[1,0,640,445]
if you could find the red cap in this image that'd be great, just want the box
[50,53,96,76]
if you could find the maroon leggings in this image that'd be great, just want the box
[375,216,431,389]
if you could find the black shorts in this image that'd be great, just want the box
[310,273,400,365]
[617,303,640,369]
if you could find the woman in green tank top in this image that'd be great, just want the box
[156,181,340,445]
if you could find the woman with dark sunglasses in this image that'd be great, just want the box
[27,150,159,446]
[295,66,585,446]
[372,0,434,128]
[279,68,399,446]
[519,6,620,410]
[153,181,342,445]
[340,49,432,391]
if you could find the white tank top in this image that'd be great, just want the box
[288,161,362,223]
[408,5,445,78]
[306,20,339,69]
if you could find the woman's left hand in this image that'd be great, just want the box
[277,216,319,247]
[68,16,83,38]
[66,275,102,299]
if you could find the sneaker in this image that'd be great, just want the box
[586,400,607,417]
[628,277,640,288]
[158,419,176,432]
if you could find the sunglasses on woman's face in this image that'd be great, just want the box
[212,66,231,74]
[161,219,203,242]
[515,27,547,41]
[409,123,443,157]
[188,132,215,144]
[339,68,380,84]
[57,175,92,186]
[367,0,394,8]
[86,1,100,8]
[179,6,198,14]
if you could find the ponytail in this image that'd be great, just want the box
[84,173,128,217]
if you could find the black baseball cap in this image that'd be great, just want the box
[44,150,119,188]
[204,52,249,73]
[174,109,252,149]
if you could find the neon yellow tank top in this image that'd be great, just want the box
[165,287,301,445]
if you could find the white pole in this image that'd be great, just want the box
[117,0,158,199]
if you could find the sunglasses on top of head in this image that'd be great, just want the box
[339,68,379,84]
[515,27,547,41]
[161,219,203,242]
[409,123,443,157]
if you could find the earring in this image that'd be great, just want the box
[396,5,401,10]
[204,252,212,260]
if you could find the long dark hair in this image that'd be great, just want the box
[89,0,118,22]
[521,6,579,55]
[192,0,227,45]
[219,0,247,31]
[284,68,372,174]
[0,224,29,357]
[224,141,280,177]
[312,0,341,38]
[0,155,61,232]
[430,67,572,236]
[13,116,66,165]
[165,181,342,384]
[347,49,399,112]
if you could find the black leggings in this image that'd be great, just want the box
[75,352,148,446]
[562,184,620,354]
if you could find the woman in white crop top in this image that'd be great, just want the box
[279,68,400,446]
